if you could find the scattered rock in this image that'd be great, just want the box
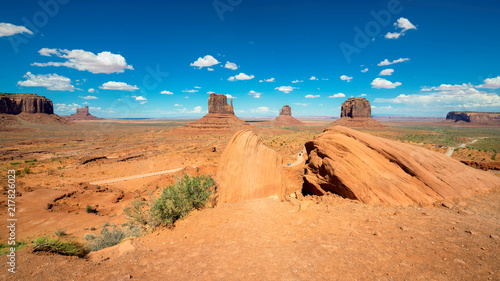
[490,234,499,240]
[442,201,454,209]
[465,230,477,235]
[453,258,466,265]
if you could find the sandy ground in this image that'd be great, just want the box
[0,118,499,280]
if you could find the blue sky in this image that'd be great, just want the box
[1,0,499,118]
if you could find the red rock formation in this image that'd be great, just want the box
[216,130,286,204]
[65,106,102,120]
[303,126,499,205]
[332,98,385,128]
[446,111,500,126]
[185,93,249,130]
[0,93,54,114]
[273,105,304,126]
[209,93,234,114]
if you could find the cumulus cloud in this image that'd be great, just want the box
[17,72,75,91]
[310,76,318,81]
[375,88,500,109]
[208,68,214,71]
[174,104,182,107]
[292,80,303,83]
[249,90,261,98]
[259,78,275,82]
[228,73,255,81]
[161,90,174,95]
[182,89,198,93]
[361,68,369,73]
[385,17,417,39]
[180,106,203,114]
[224,61,238,70]
[131,96,147,101]
[305,94,320,99]
[340,75,353,82]
[275,86,295,93]
[421,83,473,91]
[371,78,402,89]
[190,55,220,69]
[379,69,394,76]
[250,107,271,113]
[360,94,367,97]
[477,76,500,89]
[79,96,98,100]
[378,58,410,66]
[294,103,309,107]
[55,103,81,114]
[328,93,346,98]
[99,81,138,91]
[0,22,32,37]
[88,88,96,93]
[32,48,134,74]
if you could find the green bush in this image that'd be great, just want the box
[86,224,141,252]
[54,229,67,237]
[33,237,87,257]
[85,205,98,214]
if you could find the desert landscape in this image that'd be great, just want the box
[1,1,500,280]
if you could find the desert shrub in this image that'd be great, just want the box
[55,229,67,237]
[85,205,98,214]
[124,199,160,230]
[150,174,214,227]
[86,224,140,252]
[33,237,87,257]
[83,233,96,241]
[0,241,26,255]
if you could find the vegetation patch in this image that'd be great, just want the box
[33,237,87,258]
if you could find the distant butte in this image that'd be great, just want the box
[331,97,385,128]
[184,93,250,130]
[272,105,304,126]
[65,106,102,121]
[446,111,500,126]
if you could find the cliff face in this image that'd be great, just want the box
[341,98,371,118]
[208,93,234,114]
[446,111,500,125]
[0,93,54,114]
[216,130,285,204]
[279,105,292,116]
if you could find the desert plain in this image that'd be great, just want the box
[0,114,499,280]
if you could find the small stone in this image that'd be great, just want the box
[400,226,409,231]
[393,210,402,216]
[490,234,499,240]
[373,232,381,236]
[465,230,477,235]
[123,274,132,279]
[453,258,466,265]
[442,202,454,209]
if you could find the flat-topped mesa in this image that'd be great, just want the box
[279,105,292,116]
[273,105,304,126]
[208,93,234,114]
[0,93,54,114]
[446,111,500,125]
[332,97,385,128]
[65,106,102,120]
[341,97,371,118]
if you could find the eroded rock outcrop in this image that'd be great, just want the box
[331,97,385,128]
[273,105,304,126]
[65,106,102,120]
[0,93,54,114]
[216,130,286,204]
[303,126,499,205]
[185,93,249,130]
[446,111,500,126]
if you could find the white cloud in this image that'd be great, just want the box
[249,90,261,98]
[378,58,410,66]
[161,90,174,95]
[322,78,329,81]
[17,72,75,91]
[361,68,369,73]
[0,22,32,37]
[131,95,147,101]
[55,103,81,114]
[259,77,275,83]
[228,73,255,81]
[328,93,346,98]
[379,69,394,76]
[477,76,500,89]
[224,61,238,70]
[310,76,318,81]
[292,80,303,83]
[226,94,236,99]
[340,75,353,82]
[180,106,203,114]
[79,96,98,100]
[100,81,138,91]
[421,83,473,91]
[174,104,182,107]
[32,48,134,74]
[305,94,320,99]
[375,88,500,109]
[250,107,271,113]
[294,103,309,107]
[360,94,367,97]
[275,86,295,93]
[208,68,214,71]
[371,78,402,89]
[385,17,417,39]
[190,55,220,69]
[88,88,96,93]
[182,89,198,93]
[194,86,201,89]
